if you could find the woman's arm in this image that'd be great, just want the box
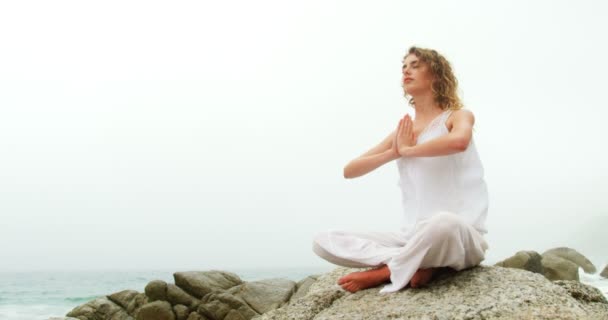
[344,130,400,179]
[399,109,475,157]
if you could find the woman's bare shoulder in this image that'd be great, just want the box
[447,109,475,130]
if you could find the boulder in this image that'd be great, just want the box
[291,275,319,301]
[197,291,258,320]
[67,297,132,320]
[186,312,209,320]
[542,254,580,281]
[174,270,242,299]
[601,264,608,278]
[145,280,168,302]
[136,300,175,320]
[543,247,597,274]
[108,289,140,310]
[258,266,608,320]
[125,292,149,315]
[554,280,608,319]
[167,283,199,308]
[173,304,190,320]
[494,250,544,274]
[227,278,296,314]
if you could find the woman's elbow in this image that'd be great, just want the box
[452,136,471,152]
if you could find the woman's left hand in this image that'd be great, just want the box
[397,114,417,155]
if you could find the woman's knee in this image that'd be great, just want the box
[427,211,465,239]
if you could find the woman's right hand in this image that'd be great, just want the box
[390,119,402,159]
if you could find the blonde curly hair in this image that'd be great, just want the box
[402,46,463,111]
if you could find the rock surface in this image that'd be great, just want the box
[66,269,300,320]
[494,250,544,274]
[174,270,243,299]
[542,254,580,281]
[227,278,296,314]
[601,264,608,278]
[258,266,608,320]
[63,264,608,320]
[542,247,597,274]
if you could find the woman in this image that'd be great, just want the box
[312,46,489,294]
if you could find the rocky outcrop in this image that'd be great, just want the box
[495,247,597,282]
[258,266,608,320]
[601,265,608,278]
[542,247,597,274]
[494,250,544,274]
[62,250,607,320]
[66,270,307,320]
[542,253,580,281]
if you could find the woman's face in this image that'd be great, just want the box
[402,54,434,96]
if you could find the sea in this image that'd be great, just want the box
[0,266,606,320]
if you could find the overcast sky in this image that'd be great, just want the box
[1,0,607,272]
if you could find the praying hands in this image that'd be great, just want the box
[396,114,417,156]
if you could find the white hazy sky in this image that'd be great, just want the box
[1,0,607,272]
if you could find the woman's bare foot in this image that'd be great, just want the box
[337,265,391,293]
[409,267,438,288]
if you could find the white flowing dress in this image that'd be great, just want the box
[313,109,489,294]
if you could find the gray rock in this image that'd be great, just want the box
[554,280,608,304]
[291,275,319,301]
[554,280,608,319]
[494,250,544,274]
[174,270,242,299]
[67,297,132,320]
[601,265,608,278]
[542,254,580,281]
[186,312,209,320]
[108,290,139,310]
[145,280,168,302]
[258,266,608,320]
[228,278,296,314]
[543,247,597,274]
[136,300,175,320]
[167,283,199,308]
[197,292,258,320]
[173,304,190,320]
[125,293,149,315]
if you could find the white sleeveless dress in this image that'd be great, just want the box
[313,109,489,294]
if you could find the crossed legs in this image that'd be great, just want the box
[313,212,486,293]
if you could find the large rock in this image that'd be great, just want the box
[542,254,580,281]
[145,280,168,301]
[107,290,149,316]
[494,250,544,274]
[197,291,258,320]
[258,266,608,320]
[291,275,319,301]
[554,280,608,319]
[227,278,296,314]
[136,300,175,320]
[108,290,140,310]
[67,297,132,320]
[601,265,608,278]
[173,304,190,320]
[167,283,199,308]
[174,270,242,299]
[543,247,597,274]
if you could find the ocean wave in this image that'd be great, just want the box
[64,295,102,303]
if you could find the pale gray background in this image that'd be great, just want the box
[1,0,606,271]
